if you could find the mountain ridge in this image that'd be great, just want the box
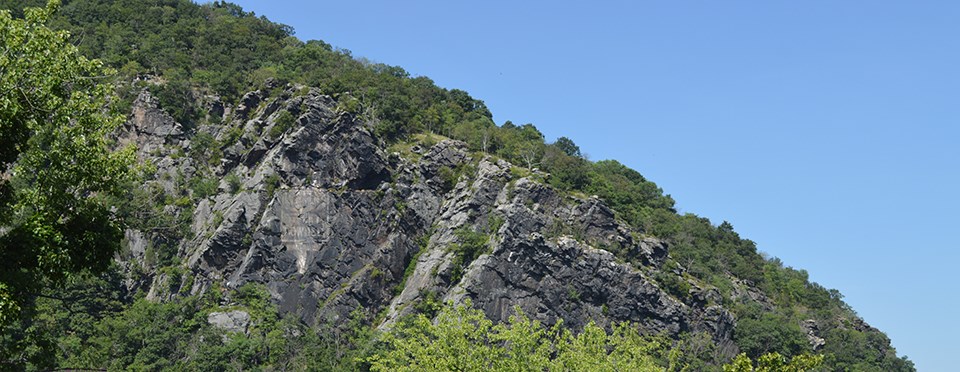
[0,1,914,370]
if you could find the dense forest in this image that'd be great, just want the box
[0,1,913,370]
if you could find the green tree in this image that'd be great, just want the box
[0,0,132,332]
[553,136,582,158]
[368,301,665,371]
[542,145,591,190]
[733,312,808,358]
[0,1,915,370]
[722,352,823,372]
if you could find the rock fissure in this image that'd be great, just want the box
[125,87,736,347]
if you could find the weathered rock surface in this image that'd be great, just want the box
[802,319,826,350]
[121,86,736,352]
[208,310,251,334]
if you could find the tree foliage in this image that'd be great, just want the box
[372,301,831,372]
[1,279,377,370]
[369,301,665,372]
[723,352,823,372]
[0,1,915,370]
[0,0,132,331]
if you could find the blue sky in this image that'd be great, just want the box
[228,1,958,369]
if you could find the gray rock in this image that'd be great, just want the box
[129,90,184,139]
[636,238,669,267]
[204,94,224,121]
[123,229,149,264]
[730,277,775,313]
[236,90,261,118]
[802,319,826,350]
[208,310,251,334]
[124,87,740,347]
[454,233,689,334]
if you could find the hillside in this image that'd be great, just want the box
[0,1,913,370]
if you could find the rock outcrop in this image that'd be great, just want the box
[120,85,736,353]
[208,310,251,334]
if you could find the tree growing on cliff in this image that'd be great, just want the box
[0,0,132,336]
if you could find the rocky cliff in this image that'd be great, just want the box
[0,0,914,368]
[118,83,738,356]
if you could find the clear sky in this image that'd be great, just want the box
[228,1,958,370]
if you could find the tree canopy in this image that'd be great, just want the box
[0,1,915,370]
[0,0,131,328]
[370,301,825,372]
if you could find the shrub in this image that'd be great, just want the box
[189,176,219,199]
[226,172,242,194]
[447,227,490,283]
[268,110,295,139]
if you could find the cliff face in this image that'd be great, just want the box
[119,84,736,354]
[0,1,915,368]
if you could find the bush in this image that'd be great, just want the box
[226,172,242,194]
[734,313,809,358]
[189,176,218,199]
[189,132,222,165]
[264,173,282,198]
[447,227,490,283]
[268,110,295,139]
[369,301,665,371]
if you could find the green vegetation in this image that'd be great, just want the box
[225,171,243,194]
[264,173,282,198]
[371,301,823,372]
[0,0,132,333]
[654,269,692,301]
[189,175,218,200]
[447,227,491,283]
[733,311,808,358]
[723,352,823,372]
[149,77,200,130]
[3,0,495,142]
[189,131,222,164]
[2,275,375,370]
[370,301,663,371]
[394,233,431,295]
[268,110,296,139]
[113,178,193,269]
[0,0,914,370]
